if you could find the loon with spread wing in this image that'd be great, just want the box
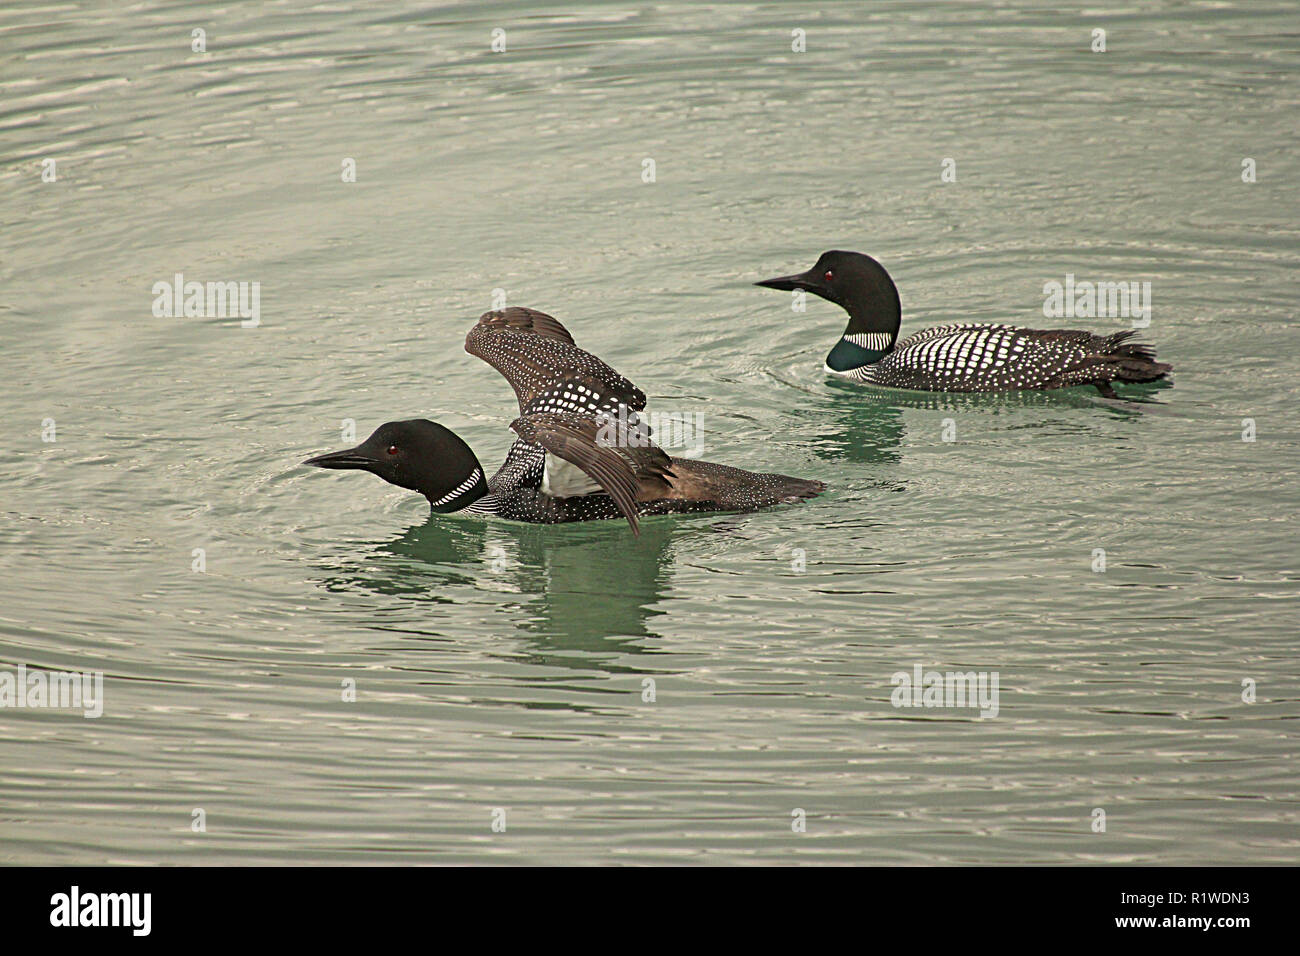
[304,308,824,535]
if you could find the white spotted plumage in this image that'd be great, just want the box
[464,308,824,526]
[832,323,1149,392]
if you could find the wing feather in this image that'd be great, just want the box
[473,307,576,345]
[510,412,673,536]
[466,307,646,413]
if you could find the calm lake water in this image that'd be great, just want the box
[1,0,1297,864]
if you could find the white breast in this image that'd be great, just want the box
[541,454,601,497]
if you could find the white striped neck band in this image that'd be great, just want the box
[844,332,894,351]
[428,468,483,508]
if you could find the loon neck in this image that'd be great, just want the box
[829,286,901,371]
[425,463,490,513]
[840,267,901,336]
[844,307,900,336]
[826,331,895,372]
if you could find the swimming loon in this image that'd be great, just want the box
[304,307,824,534]
[757,251,1172,396]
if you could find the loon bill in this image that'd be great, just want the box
[757,250,1172,396]
[304,307,825,535]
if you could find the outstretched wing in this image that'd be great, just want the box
[471,306,576,346]
[465,307,646,414]
[510,411,673,536]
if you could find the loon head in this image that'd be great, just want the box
[757,250,902,374]
[304,419,487,512]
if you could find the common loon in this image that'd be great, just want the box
[757,251,1172,396]
[304,307,824,534]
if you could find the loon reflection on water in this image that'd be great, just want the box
[316,514,683,649]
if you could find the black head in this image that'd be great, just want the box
[756,250,901,336]
[303,419,487,512]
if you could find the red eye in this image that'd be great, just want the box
[386,445,398,455]
[824,270,834,280]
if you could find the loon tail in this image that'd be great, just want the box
[1083,330,1172,396]
[659,458,826,510]
[773,476,827,503]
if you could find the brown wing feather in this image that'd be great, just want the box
[466,307,646,414]
[473,307,575,345]
[510,412,673,536]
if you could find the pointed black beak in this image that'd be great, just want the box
[303,446,380,470]
[755,270,819,293]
